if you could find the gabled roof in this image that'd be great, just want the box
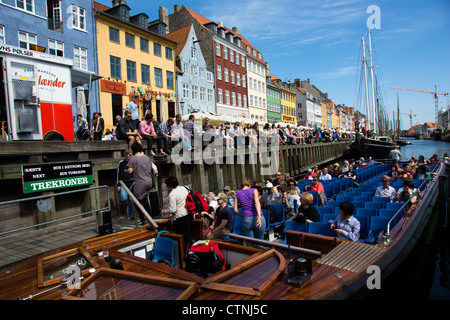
[183,6,265,64]
[166,24,192,58]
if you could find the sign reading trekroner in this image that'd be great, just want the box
[22,161,93,194]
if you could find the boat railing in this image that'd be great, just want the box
[384,161,442,242]
[118,180,159,230]
[0,185,111,238]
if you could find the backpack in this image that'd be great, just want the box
[184,186,209,216]
[186,240,230,277]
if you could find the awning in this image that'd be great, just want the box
[71,68,102,87]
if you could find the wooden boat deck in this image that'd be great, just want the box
[0,162,446,300]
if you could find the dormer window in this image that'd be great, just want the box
[120,6,129,22]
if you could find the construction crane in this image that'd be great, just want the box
[398,110,416,128]
[390,85,448,122]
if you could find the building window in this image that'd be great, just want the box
[217,65,222,80]
[191,65,197,77]
[232,92,236,106]
[236,53,240,65]
[110,56,121,78]
[154,43,161,56]
[199,67,204,79]
[224,68,228,82]
[183,63,189,74]
[154,67,163,87]
[191,47,197,59]
[166,47,173,60]
[241,55,245,66]
[218,88,223,103]
[16,0,33,13]
[200,87,206,101]
[48,39,64,57]
[208,89,213,102]
[0,26,4,45]
[74,46,87,70]
[18,31,36,49]
[206,71,213,82]
[109,27,120,43]
[216,42,220,56]
[140,38,149,52]
[166,71,174,89]
[125,32,135,48]
[230,50,234,63]
[236,73,240,87]
[223,47,228,60]
[183,84,190,98]
[71,5,86,31]
[126,60,136,82]
[243,95,247,107]
[225,90,230,105]
[141,64,150,84]
[191,85,198,100]
[238,93,242,107]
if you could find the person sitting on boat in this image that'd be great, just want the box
[304,169,317,180]
[223,185,236,207]
[358,157,368,168]
[397,180,419,207]
[328,201,360,242]
[367,157,379,165]
[409,155,417,166]
[288,192,320,224]
[387,164,402,180]
[339,164,359,188]
[272,171,286,187]
[341,160,350,173]
[398,164,414,179]
[414,165,432,185]
[207,193,234,240]
[319,167,332,180]
[331,163,341,177]
[428,154,439,165]
[416,155,427,165]
[304,176,327,206]
[375,175,397,200]
[263,183,280,205]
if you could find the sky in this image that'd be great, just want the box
[97,0,450,129]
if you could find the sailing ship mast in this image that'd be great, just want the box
[361,35,371,131]
[368,30,377,134]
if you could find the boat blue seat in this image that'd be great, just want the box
[322,213,338,223]
[325,184,335,199]
[365,201,385,211]
[355,207,378,218]
[316,206,333,215]
[308,222,332,237]
[345,191,361,198]
[152,236,175,266]
[352,201,363,209]
[372,196,391,205]
[336,195,352,202]
[269,203,285,226]
[333,182,341,195]
[386,202,405,211]
[360,191,375,197]
[232,214,244,235]
[353,196,371,203]
[326,201,343,210]
[379,209,399,225]
[281,220,308,244]
[357,215,369,242]
[261,209,271,232]
[306,191,319,206]
[367,216,391,243]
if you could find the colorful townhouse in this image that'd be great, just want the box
[93,1,177,130]
[0,0,100,130]
[166,24,215,115]
[168,5,249,118]
[266,74,282,124]
[244,37,267,123]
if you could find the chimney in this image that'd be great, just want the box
[265,62,269,73]
[294,78,301,87]
[232,26,238,34]
[174,4,180,13]
[112,0,120,7]
[159,7,169,32]
[307,78,310,83]
[218,21,224,27]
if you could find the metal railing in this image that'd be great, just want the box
[0,185,110,237]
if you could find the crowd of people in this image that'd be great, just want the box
[76,107,355,154]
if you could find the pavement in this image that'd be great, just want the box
[0,213,136,272]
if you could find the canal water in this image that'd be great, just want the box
[365,138,450,300]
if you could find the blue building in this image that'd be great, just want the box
[0,0,100,128]
[166,24,215,115]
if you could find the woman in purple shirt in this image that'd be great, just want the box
[234,178,266,239]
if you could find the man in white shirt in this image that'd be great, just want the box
[319,167,332,180]
[229,122,243,148]
[375,175,397,199]
[390,145,402,163]
[171,114,192,150]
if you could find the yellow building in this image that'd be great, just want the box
[273,79,296,124]
[94,2,177,130]
[321,101,328,129]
